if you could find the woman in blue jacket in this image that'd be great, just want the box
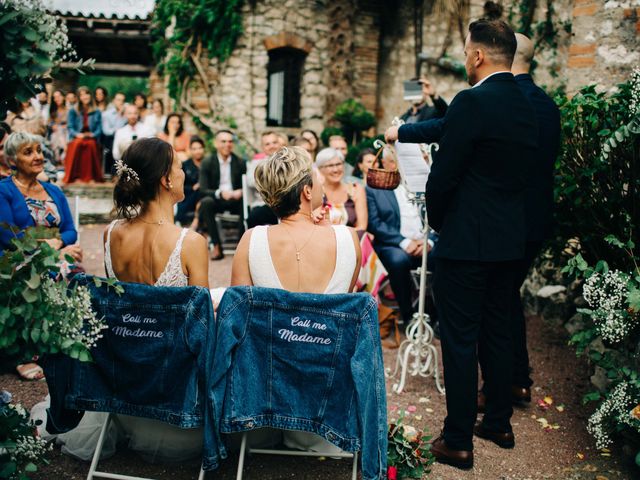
[63,86,103,184]
[0,132,83,380]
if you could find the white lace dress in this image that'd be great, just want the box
[32,220,203,463]
[246,224,357,453]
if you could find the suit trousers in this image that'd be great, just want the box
[199,195,243,245]
[434,258,516,451]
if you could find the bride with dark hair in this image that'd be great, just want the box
[39,137,210,462]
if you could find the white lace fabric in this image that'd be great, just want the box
[104,220,189,287]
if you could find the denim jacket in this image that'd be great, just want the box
[43,274,212,433]
[204,286,387,480]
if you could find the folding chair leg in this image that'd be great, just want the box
[351,451,358,480]
[86,413,112,480]
[236,432,248,480]
[197,465,206,480]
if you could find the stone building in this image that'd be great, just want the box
[59,0,640,150]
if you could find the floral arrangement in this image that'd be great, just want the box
[0,0,93,117]
[0,225,111,362]
[0,390,52,480]
[563,234,640,465]
[387,413,435,479]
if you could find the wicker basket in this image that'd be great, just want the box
[366,167,401,190]
[366,143,401,190]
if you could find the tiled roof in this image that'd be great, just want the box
[49,0,154,20]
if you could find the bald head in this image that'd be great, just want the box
[512,33,534,75]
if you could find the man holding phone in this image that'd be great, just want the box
[401,77,448,124]
[112,104,154,161]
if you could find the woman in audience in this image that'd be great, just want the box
[315,147,368,233]
[158,113,190,162]
[48,89,68,164]
[300,129,319,160]
[54,137,209,462]
[133,92,149,121]
[7,99,46,136]
[0,132,83,380]
[63,86,103,184]
[94,86,109,112]
[231,146,361,453]
[144,98,167,135]
[175,136,204,227]
[352,147,376,184]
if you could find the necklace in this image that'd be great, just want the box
[280,222,317,290]
[13,176,39,190]
[135,217,166,225]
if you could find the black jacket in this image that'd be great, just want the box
[199,152,246,198]
[423,73,538,261]
[514,74,560,242]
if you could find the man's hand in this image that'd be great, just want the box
[220,190,233,201]
[193,182,199,191]
[404,239,424,257]
[421,79,436,97]
[385,126,399,143]
[60,244,83,262]
[231,189,242,200]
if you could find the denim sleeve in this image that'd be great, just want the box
[351,299,388,479]
[202,289,248,470]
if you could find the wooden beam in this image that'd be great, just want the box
[59,61,151,73]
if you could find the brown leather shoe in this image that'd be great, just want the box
[473,422,515,449]
[477,390,486,414]
[511,385,531,404]
[430,435,473,470]
[210,244,224,261]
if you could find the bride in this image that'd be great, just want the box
[48,137,210,462]
[231,146,361,451]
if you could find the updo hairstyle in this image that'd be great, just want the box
[254,146,314,219]
[113,137,174,219]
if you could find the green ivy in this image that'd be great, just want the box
[151,0,244,106]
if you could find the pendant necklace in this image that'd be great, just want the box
[280,222,316,288]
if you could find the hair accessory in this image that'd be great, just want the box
[114,159,139,183]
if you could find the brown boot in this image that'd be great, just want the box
[210,244,224,261]
[473,421,515,449]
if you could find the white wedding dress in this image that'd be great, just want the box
[246,224,357,453]
[32,221,203,463]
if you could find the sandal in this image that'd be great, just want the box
[16,363,45,381]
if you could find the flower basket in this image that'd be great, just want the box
[387,413,435,479]
[366,143,401,190]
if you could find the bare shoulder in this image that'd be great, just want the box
[183,229,208,251]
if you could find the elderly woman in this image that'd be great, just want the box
[315,147,368,233]
[0,132,83,380]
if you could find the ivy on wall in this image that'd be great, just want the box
[151,0,244,134]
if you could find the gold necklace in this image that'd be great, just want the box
[280,222,317,290]
[13,176,39,190]
[135,217,166,225]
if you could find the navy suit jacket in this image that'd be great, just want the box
[419,72,538,261]
[399,74,560,245]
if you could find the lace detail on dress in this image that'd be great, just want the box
[104,221,189,287]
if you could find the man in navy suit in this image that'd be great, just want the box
[389,34,561,409]
[386,20,538,469]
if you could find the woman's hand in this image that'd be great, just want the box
[60,244,83,262]
[44,238,63,250]
[311,205,331,225]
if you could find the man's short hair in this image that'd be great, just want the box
[468,19,517,67]
[261,130,277,138]
[215,129,234,138]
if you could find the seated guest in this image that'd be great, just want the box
[175,136,205,227]
[328,134,348,158]
[158,113,190,162]
[48,89,69,165]
[352,148,376,185]
[112,105,154,161]
[144,98,167,135]
[246,131,281,228]
[7,99,46,136]
[64,86,103,184]
[101,91,127,175]
[291,136,315,159]
[198,130,246,260]
[0,132,83,380]
[251,131,281,161]
[0,123,10,179]
[231,145,361,453]
[48,137,209,462]
[366,151,433,324]
[133,92,149,122]
[315,147,367,233]
[300,129,319,160]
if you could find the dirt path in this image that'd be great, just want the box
[1,224,636,479]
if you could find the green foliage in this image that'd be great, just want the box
[345,134,384,167]
[387,412,435,479]
[332,99,376,145]
[0,0,93,118]
[0,392,51,480]
[80,76,149,103]
[151,0,244,102]
[551,82,640,269]
[320,127,344,148]
[0,225,113,363]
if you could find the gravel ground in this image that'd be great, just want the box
[1,223,636,479]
